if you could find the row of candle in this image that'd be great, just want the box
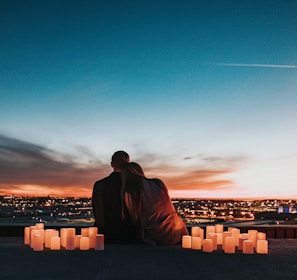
[24,223,104,251]
[182,225,268,254]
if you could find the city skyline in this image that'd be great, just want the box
[1,0,297,199]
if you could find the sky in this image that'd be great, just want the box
[1,0,297,199]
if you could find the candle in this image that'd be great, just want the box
[191,237,201,250]
[224,237,235,254]
[88,227,98,249]
[215,224,224,233]
[200,228,205,240]
[182,235,192,249]
[231,228,240,247]
[29,226,37,247]
[216,233,223,245]
[31,230,44,251]
[206,226,215,237]
[222,231,232,250]
[248,230,258,248]
[202,239,213,253]
[256,240,268,254]
[95,234,105,251]
[45,229,58,248]
[60,228,67,248]
[80,237,90,250]
[81,228,89,237]
[65,228,76,250]
[207,233,218,250]
[238,234,250,250]
[191,226,201,237]
[35,223,44,230]
[51,237,61,250]
[257,232,266,240]
[243,240,254,254]
[24,227,30,245]
[75,235,82,249]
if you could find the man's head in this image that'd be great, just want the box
[111,151,130,171]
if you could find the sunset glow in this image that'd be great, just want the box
[1,1,297,199]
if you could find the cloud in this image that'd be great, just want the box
[212,63,297,69]
[0,134,108,196]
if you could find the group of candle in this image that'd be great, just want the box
[182,225,268,254]
[24,223,104,252]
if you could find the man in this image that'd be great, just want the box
[92,151,137,243]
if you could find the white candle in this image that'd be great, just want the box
[238,234,250,250]
[182,235,192,249]
[206,226,215,237]
[45,229,58,248]
[224,237,235,254]
[202,239,213,253]
[81,228,89,237]
[31,231,44,251]
[35,223,44,230]
[222,231,232,250]
[231,228,240,246]
[75,235,82,249]
[243,240,254,254]
[60,228,67,248]
[207,233,218,250]
[216,233,223,245]
[24,227,30,245]
[51,237,61,250]
[215,224,224,233]
[248,230,258,248]
[65,228,76,250]
[95,234,105,251]
[257,232,266,240]
[256,240,268,254]
[191,226,201,237]
[200,228,205,240]
[80,237,90,250]
[191,237,201,250]
[88,227,98,249]
[29,226,37,247]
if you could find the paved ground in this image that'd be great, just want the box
[1,237,297,280]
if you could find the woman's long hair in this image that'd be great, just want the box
[121,162,145,224]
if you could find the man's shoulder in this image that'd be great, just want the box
[94,172,121,188]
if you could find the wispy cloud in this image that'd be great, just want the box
[212,63,297,69]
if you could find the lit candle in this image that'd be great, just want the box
[31,230,44,251]
[243,240,254,254]
[65,228,76,250]
[257,232,266,240]
[191,226,201,237]
[256,240,268,254]
[81,228,89,237]
[29,226,37,247]
[224,237,235,254]
[88,227,98,249]
[95,234,104,251]
[222,231,232,250]
[207,233,218,250]
[35,223,44,230]
[216,233,223,245]
[215,224,224,233]
[24,227,30,245]
[45,229,58,248]
[75,235,82,249]
[80,237,90,250]
[200,228,205,240]
[231,228,240,247]
[238,234,250,250]
[206,226,215,237]
[51,237,61,250]
[191,237,201,250]
[182,235,192,249]
[248,230,258,248]
[202,239,213,253]
[60,228,67,248]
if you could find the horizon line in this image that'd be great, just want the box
[212,63,297,69]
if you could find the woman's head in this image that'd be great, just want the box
[124,162,145,176]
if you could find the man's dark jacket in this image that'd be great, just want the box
[92,172,137,243]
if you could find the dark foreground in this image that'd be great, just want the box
[1,237,297,280]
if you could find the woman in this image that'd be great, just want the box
[121,162,188,245]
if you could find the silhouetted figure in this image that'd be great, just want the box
[121,162,189,245]
[92,151,137,243]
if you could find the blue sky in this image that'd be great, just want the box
[1,0,297,198]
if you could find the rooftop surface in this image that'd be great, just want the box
[0,237,297,280]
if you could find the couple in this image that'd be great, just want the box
[92,151,188,245]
